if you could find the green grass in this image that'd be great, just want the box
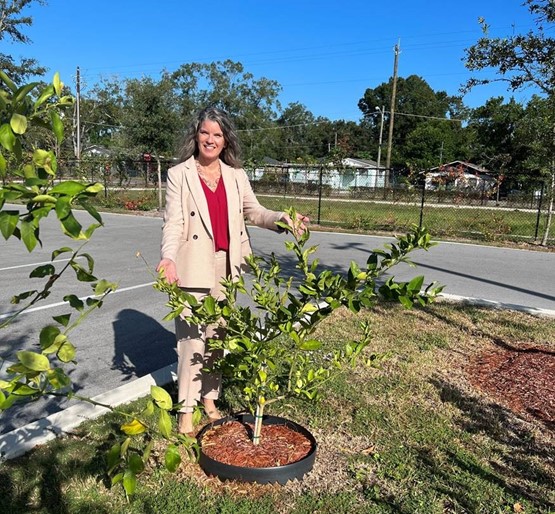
[254,194,549,245]
[84,187,552,246]
[2,303,554,513]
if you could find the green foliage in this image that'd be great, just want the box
[106,385,199,500]
[0,72,199,499]
[156,208,443,443]
[0,72,118,411]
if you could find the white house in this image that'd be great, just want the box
[254,157,386,191]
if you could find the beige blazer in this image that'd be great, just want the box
[160,156,283,288]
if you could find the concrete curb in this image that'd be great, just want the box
[438,293,555,318]
[0,364,176,461]
[1,295,554,461]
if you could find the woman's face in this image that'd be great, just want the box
[196,120,226,163]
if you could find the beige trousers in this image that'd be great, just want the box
[175,251,228,413]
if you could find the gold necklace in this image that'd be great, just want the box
[195,160,221,190]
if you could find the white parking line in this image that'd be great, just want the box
[0,282,156,320]
[0,257,85,272]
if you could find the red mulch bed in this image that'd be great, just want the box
[467,343,555,429]
[200,421,313,468]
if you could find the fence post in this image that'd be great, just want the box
[419,183,425,230]
[534,181,545,241]
[317,166,323,225]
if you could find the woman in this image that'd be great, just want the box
[157,107,308,434]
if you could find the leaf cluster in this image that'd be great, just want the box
[156,209,443,418]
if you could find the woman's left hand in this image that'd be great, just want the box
[282,212,310,237]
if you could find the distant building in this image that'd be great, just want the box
[426,161,497,191]
[254,157,386,191]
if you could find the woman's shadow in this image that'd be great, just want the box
[111,309,176,380]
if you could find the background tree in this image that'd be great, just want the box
[120,75,181,187]
[358,75,465,168]
[80,77,125,149]
[0,0,46,82]
[463,0,555,244]
[466,97,529,192]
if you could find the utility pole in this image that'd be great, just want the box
[375,106,385,188]
[75,66,81,163]
[385,40,400,184]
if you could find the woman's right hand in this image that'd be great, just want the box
[156,258,179,285]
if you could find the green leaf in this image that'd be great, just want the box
[34,84,54,108]
[10,113,27,135]
[52,313,71,327]
[121,418,147,436]
[70,262,96,282]
[0,394,17,410]
[46,368,71,389]
[204,295,216,316]
[14,81,39,103]
[158,409,172,439]
[107,443,121,472]
[85,183,104,194]
[128,453,145,475]
[11,290,37,304]
[407,275,424,293]
[50,110,64,143]
[151,385,173,410]
[57,340,76,362]
[20,220,39,252]
[53,72,63,96]
[143,440,154,463]
[94,279,116,295]
[0,150,6,177]
[299,339,322,351]
[399,296,413,309]
[110,472,123,487]
[164,444,182,473]
[54,196,71,220]
[0,210,19,239]
[29,264,55,278]
[16,351,50,371]
[60,212,84,239]
[0,69,17,92]
[39,325,61,350]
[142,400,155,417]
[52,247,73,259]
[122,469,137,496]
[0,123,16,151]
[32,149,56,175]
[78,200,103,224]
[63,294,84,311]
[50,181,87,196]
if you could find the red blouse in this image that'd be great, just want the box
[200,176,229,252]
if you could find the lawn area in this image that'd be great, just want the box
[1,302,553,514]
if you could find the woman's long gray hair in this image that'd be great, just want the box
[178,107,242,167]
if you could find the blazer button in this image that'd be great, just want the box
[193,235,198,240]
[191,211,195,216]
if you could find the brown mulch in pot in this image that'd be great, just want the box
[200,421,313,468]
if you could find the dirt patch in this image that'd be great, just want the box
[467,343,555,430]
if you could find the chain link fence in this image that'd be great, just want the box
[247,165,553,246]
[8,157,550,246]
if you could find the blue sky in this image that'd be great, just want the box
[14,0,541,122]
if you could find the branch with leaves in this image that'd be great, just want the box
[154,208,444,444]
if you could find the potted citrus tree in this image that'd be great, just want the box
[155,211,443,483]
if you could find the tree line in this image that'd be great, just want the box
[2,0,555,201]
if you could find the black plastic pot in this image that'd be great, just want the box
[197,413,317,484]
